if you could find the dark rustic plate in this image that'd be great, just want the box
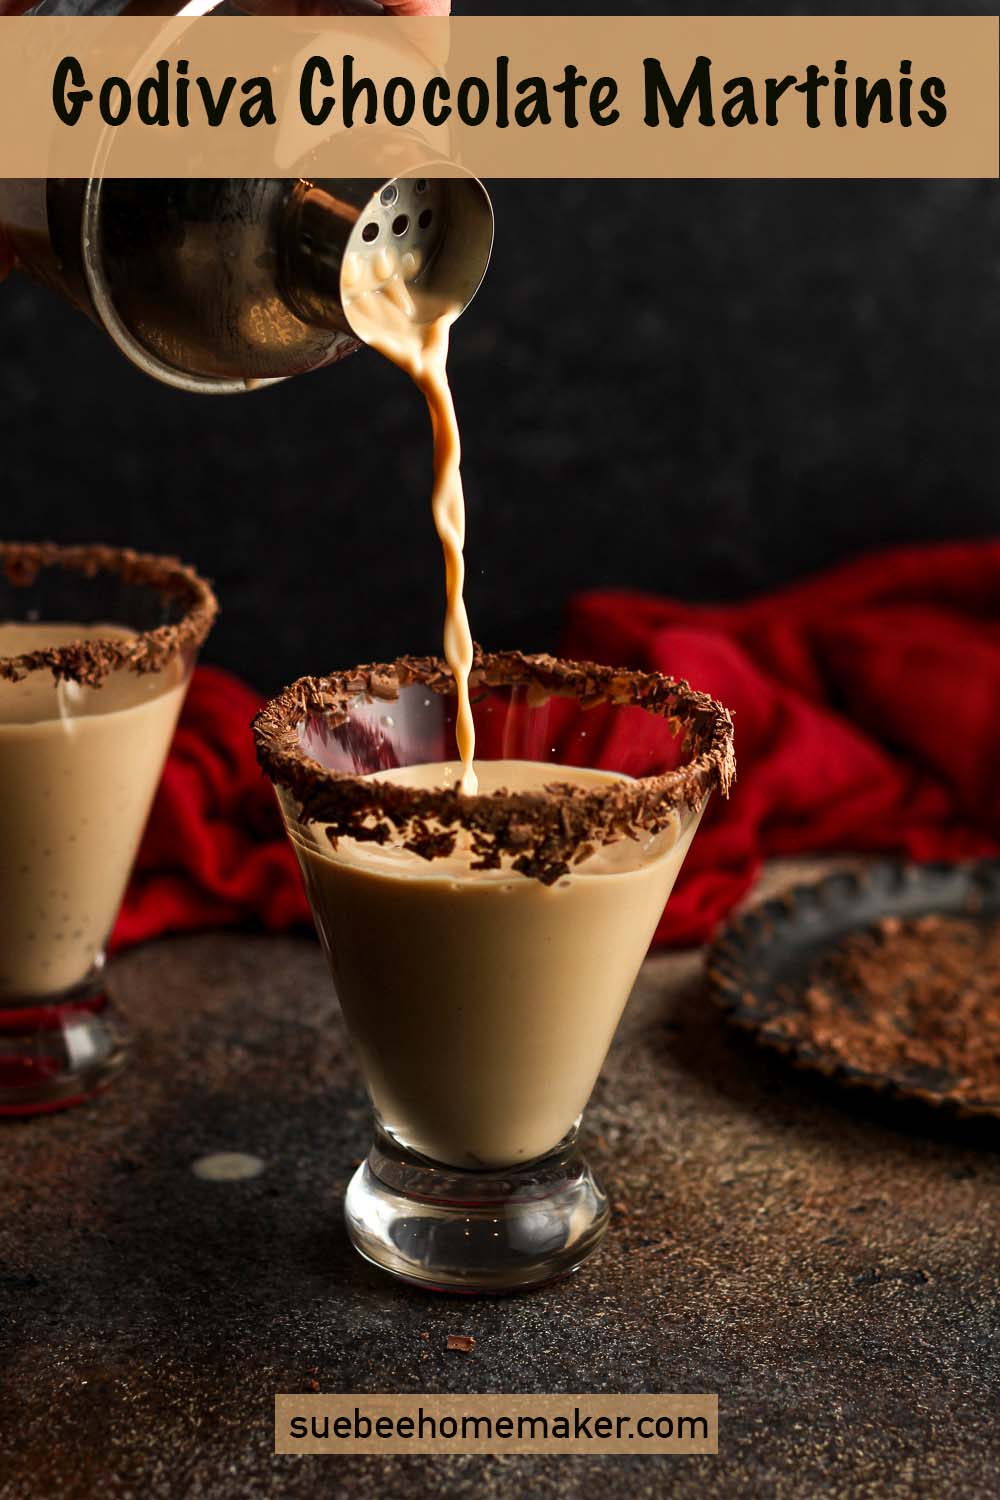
[706,861,1000,1120]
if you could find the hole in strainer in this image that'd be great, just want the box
[418,209,434,230]
[392,215,410,237]
[380,184,398,208]
[361,223,379,243]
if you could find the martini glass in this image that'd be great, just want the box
[255,651,733,1292]
[0,543,216,1115]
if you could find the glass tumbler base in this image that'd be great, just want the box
[0,974,127,1116]
[344,1127,609,1294]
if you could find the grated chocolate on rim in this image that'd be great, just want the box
[0,543,218,687]
[253,650,735,885]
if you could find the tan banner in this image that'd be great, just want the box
[274,1393,719,1455]
[0,15,996,179]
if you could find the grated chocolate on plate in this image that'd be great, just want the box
[771,913,1000,1105]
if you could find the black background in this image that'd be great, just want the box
[1,1,997,691]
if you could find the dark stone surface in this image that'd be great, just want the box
[3,897,999,1497]
[2,2,997,692]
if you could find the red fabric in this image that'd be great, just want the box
[112,667,308,951]
[114,540,1000,955]
[563,541,1000,945]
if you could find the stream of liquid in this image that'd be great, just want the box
[341,245,478,795]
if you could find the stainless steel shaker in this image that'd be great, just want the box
[0,0,494,393]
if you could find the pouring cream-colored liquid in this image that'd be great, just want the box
[342,244,477,793]
[286,761,700,1169]
[0,624,188,996]
[305,233,696,1169]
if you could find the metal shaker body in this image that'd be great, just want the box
[0,1,494,394]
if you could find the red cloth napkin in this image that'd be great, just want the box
[114,540,1000,954]
[112,667,309,950]
[563,541,1000,944]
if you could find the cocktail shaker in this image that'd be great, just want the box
[0,0,494,393]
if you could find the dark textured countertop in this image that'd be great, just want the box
[2,867,999,1499]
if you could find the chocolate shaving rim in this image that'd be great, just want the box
[0,542,219,687]
[252,649,736,885]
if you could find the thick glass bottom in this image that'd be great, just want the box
[0,965,127,1116]
[344,1125,609,1294]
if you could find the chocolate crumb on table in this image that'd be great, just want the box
[769,913,1000,1103]
[446,1334,475,1353]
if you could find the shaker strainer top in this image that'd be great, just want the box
[281,172,494,339]
[359,177,445,260]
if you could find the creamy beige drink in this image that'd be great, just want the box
[286,759,700,1170]
[0,623,188,997]
[323,230,707,1170]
